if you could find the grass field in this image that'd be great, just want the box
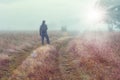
[0,31,120,80]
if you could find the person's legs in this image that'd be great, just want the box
[41,35,44,45]
[45,34,50,44]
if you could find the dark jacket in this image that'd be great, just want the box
[40,24,48,36]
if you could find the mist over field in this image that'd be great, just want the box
[0,0,108,31]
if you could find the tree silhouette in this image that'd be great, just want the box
[61,26,67,32]
[96,0,120,31]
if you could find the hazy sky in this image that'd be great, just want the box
[0,0,99,31]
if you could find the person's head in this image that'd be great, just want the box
[42,20,46,24]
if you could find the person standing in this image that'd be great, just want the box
[40,20,50,45]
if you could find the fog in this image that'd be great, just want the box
[0,0,108,31]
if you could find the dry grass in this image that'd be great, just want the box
[65,32,120,80]
[9,45,61,80]
[0,54,11,79]
[8,35,71,80]
[1,31,120,80]
[0,54,10,61]
[0,31,62,80]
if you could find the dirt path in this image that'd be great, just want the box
[8,36,73,80]
[8,36,95,80]
[58,39,82,80]
[53,37,73,80]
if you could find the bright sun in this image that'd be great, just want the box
[82,6,107,31]
[86,7,105,24]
